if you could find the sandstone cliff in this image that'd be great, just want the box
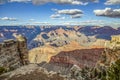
[0,35,28,73]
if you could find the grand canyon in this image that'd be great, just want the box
[0,0,120,80]
[0,25,120,80]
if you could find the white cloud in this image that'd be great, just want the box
[50,14,65,19]
[38,0,99,5]
[94,8,120,18]
[0,17,17,21]
[71,1,85,5]
[0,0,31,4]
[71,14,82,18]
[0,0,99,5]
[51,9,83,19]
[57,9,83,15]
[9,0,31,2]
[105,0,120,5]
[50,14,61,18]
[32,0,87,5]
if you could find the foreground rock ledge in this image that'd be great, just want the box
[0,64,67,80]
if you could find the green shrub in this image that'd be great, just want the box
[107,59,120,80]
[0,67,7,75]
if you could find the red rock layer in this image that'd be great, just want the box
[50,48,104,68]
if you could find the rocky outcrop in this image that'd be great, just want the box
[38,61,73,75]
[14,34,29,65]
[0,35,28,72]
[0,39,22,70]
[0,64,66,80]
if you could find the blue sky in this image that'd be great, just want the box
[0,0,120,27]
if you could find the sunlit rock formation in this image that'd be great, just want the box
[105,35,120,49]
[0,34,28,72]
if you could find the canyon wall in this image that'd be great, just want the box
[0,35,28,70]
[50,48,104,68]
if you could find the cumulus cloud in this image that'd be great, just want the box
[50,14,61,18]
[105,0,120,5]
[0,17,17,21]
[32,0,86,5]
[10,0,31,2]
[0,0,31,4]
[50,14,65,19]
[50,9,83,19]
[0,0,99,5]
[57,9,83,15]
[71,14,82,18]
[33,0,99,5]
[54,9,83,18]
[94,8,120,18]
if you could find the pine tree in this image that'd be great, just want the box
[107,59,120,80]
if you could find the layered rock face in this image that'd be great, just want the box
[0,40,22,70]
[0,35,28,71]
[50,48,104,68]
[15,34,29,65]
